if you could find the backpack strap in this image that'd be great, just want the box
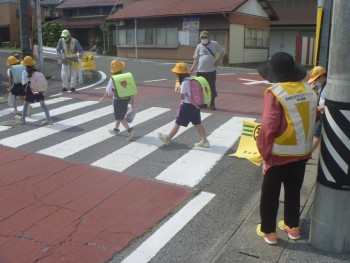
[185,92,200,109]
[202,42,215,58]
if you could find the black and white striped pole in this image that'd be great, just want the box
[310,0,350,253]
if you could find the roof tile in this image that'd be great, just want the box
[107,0,247,20]
[57,0,122,9]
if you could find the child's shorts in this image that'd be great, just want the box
[113,98,130,120]
[176,103,201,127]
[11,83,26,96]
[25,87,45,103]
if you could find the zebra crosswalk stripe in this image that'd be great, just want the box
[0,106,112,148]
[0,98,256,189]
[26,100,99,122]
[91,112,212,172]
[0,97,72,117]
[156,116,255,187]
[38,107,170,159]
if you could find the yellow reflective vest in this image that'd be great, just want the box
[61,38,77,58]
[267,82,317,156]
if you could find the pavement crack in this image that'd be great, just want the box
[84,242,113,253]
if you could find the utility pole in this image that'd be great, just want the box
[310,0,350,253]
[35,0,44,72]
[316,0,332,69]
[19,0,32,58]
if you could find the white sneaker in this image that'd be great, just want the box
[194,139,210,148]
[127,129,135,141]
[108,128,120,135]
[11,109,19,114]
[158,133,171,145]
[15,115,25,124]
[41,119,53,125]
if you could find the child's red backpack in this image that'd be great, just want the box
[187,77,211,107]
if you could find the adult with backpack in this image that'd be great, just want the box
[15,56,53,126]
[6,56,31,115]
[189,30,225,110]
[157,62,210,148]
[99,60,136,141]
[56,29,84,93]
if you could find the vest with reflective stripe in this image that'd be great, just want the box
[267,82,317,156]
[61,38,77,58]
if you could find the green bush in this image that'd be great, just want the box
[42,22,64,47]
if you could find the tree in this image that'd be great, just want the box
[42,22,64,47]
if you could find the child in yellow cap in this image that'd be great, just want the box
[6,55,26,114]
[99,60,135,141]
[158,62,210,147]
[15,56,52,125]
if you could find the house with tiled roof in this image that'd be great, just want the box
[106,0,278,64]
[41,0,65,21]
[54,0,123,49]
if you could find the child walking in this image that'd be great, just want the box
[15,56,53,125]
[158,62,210,148]
[99,60,135,141]
[6,56,30,115]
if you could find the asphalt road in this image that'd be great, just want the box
[0,48,267,262]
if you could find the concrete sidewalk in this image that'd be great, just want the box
[210,150,350,262]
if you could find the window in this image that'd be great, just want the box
[137,28,154,45]
[118,29,127,46]
[118,27,177,47]
[208,31,226,48]
[156,28,166,46]
[126,29,135,45]
[245,27,269,48]
[79,8,98,16]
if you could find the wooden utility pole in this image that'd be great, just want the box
[19,0,32,58]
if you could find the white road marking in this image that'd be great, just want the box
[0,106,112,148]
[91,113,211,171]
[156,116,255,187]
[0,97,72,117]
[50,71,107,97]
[143,79,167,83]
[38,107,170,159]
[218,73,236,75]
[121,192,215,263]
[25,100,98,122]
[238,78,271,85]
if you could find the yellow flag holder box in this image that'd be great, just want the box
[228,120,263,166]
[81,53,96,70]
[80,53,99,83]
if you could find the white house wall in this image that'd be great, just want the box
[229,24,244,64]
[236,0,269,18]
[243,49,268,63]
